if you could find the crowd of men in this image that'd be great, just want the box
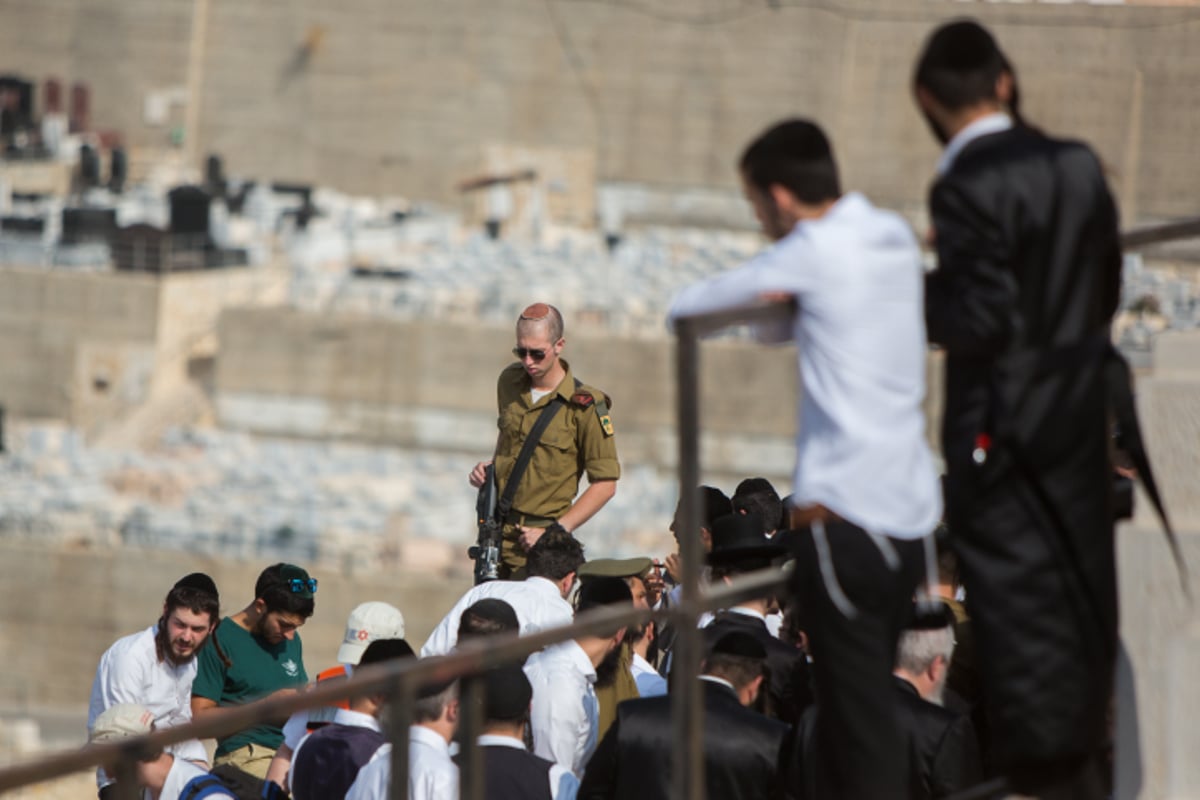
[85,18,1139,800]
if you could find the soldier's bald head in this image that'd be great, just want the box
[518,303,564,342]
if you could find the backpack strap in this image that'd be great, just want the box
[180,774,232,800]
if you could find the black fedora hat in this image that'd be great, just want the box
[707,512,788,567]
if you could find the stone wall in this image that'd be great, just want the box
[2,0,1199,219]
[0,541,470,710]
[0,265,286,437]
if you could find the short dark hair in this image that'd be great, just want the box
[575,576,633,639]
[525,530,585,581]
[358,638,415,667]
[732,478,781,535]
[914,20,1009,112]
[739,119,840,205]
[703,651,765,691]
[673,486,732,536]
[458,599,520,642]
[164,584,220,626]
[254,563,315,619]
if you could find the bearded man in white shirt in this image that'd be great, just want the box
[668,119,942,799]
[88,573,220,800]
[525,576,633,776]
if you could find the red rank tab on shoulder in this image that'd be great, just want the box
[572,393,594,408]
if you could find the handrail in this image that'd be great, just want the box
[1120,217,1200,250]
[0,566,788,795]
[6,211,1198,797]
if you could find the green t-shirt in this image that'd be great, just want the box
[192,616,308,756]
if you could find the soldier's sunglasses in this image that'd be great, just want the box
[287,578,318,594]
[513,347,548,361]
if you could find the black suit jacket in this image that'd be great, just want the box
[894,677,982,799]
[926,125,1122,765]
[579,680,790,800]
[703,610,814,725]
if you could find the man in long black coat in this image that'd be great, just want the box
[579,631,789,800]
[914,20,1122,797]
[703,512,814,725]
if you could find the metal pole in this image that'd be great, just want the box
[112,746,139,800]
[457,675,486,800]
[671,319,706,800]
[387,675,413,800]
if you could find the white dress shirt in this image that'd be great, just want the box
[937,112,1013,176]
[668,192,942,540]
[477,734,580,800]
[630,652,667,698]
[420,577,573,657]
[345,726,460,800]
[290,708,383,796]
[159,758,236,800]
[87,625,209,788]
[525,641,599,776]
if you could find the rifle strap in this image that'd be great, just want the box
[496,393,569,521]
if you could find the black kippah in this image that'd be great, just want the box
[907,600,956,631]
[924,20,1001,72]
[711,631,767,661]
[173,572,219,602]
[483,665,533,721]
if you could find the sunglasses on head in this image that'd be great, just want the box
[513,347,549,361]
[286,578,318,595]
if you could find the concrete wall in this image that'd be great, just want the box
[0,540,471,710]
[215,307,945,483]
[0,266,286,437]
[2,0,1199,220]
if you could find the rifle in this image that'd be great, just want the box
[466,394,570,583]
[468,463,502,584]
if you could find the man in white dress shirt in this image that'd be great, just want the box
[88,573,220,799]
[87,702,236,800]
[525,576,633,776]
[421,530,584,657]
[668,119,942,799]
[345,677,460,800]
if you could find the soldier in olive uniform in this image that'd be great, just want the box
[469,303,620,577]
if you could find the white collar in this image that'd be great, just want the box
[409,724,450,752]
[727,606,767,624]
[937,112,1013,176]
[477,734,526,750]
[630,652,656,674]
[333,708,381,731]
[699,675,737,693]
[560,640,598,683]
[526,576,564,598]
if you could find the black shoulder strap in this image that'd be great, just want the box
[1105,346,1189,598]
[496,392,569,520]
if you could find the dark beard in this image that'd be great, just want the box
[155,618,192,666]
[593,641,627,689]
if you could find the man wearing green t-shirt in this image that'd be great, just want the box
[192,563,317,780]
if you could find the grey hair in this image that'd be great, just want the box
[895,625,955,676]
[412,681,459,724]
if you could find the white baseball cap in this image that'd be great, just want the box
[337,601,406,664]
[90,703,155,743]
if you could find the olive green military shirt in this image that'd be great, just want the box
[493,358,620,520]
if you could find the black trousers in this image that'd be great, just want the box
[789,520,925,800]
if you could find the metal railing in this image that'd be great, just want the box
[0,300,797,800]
[1,216,1196,799]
